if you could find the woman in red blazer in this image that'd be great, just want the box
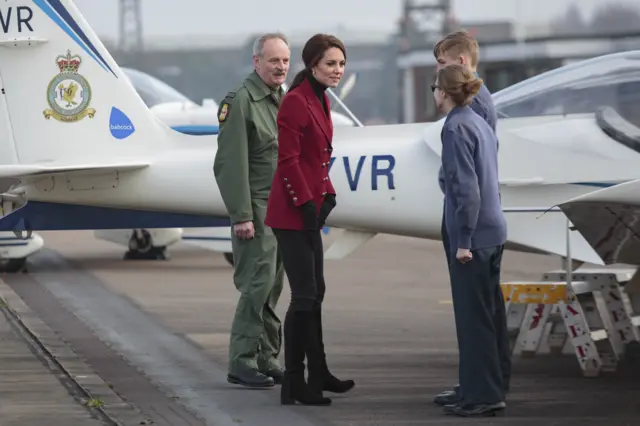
[264,33,355,406]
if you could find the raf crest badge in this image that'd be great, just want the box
[43,50,96,123]
[218,102,229,122]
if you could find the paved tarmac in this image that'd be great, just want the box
[2,230,640,426]
[0,283,111,426]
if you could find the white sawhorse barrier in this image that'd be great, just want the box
[502,268,640,377]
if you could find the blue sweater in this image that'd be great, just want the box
[441,105,507,254]
[438,84,497,192]
[471,84,497,132]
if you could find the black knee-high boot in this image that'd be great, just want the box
[281,309,331,406]
[307,305,355,394]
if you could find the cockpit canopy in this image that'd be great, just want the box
[492,50,640,154]
[121,67,194,108]
[492,50,640,128]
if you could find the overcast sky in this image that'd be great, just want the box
[73,0,638,40]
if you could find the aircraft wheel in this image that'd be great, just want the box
[223,252,234,266]
[128,229,152,253]
[124,230,168,260]
[0,257,27,273]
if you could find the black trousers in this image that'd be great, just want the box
[273,228,326,312]
[272,228,327,379]
[448,243,511,405]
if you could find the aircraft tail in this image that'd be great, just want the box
[0,0,187,175]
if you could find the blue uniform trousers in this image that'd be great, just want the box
[441,210,511,403]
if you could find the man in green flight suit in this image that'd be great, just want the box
[213,32,290,388]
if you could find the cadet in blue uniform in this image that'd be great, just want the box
[432,64,508,417]
[433,31,497,263]
[432,31,510,408]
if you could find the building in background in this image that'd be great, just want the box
[397,28,640,123]
[103,0,640,126]
[103,28,398,125]
[396,1,640,123]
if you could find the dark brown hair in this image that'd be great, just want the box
[437,64,483,106]
[433,30,479,67]
[288,33,346,91]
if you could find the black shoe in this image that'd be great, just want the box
[281,371,332,406]
[227,369,274,388]
[434,390,459,406]
[315,369,355,394]
[309,306,355,394]
[443,402,506,417]
[280,310,331,406]
[434,383,460,405]
[260,366,284,385]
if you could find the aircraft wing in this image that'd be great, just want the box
[0,162,149,178]
[558,179,640,266]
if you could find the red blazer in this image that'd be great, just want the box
[265,78,336,230]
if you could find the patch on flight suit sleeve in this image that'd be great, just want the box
[218,101,230,122]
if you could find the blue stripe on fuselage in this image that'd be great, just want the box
[33,0,117,77]
[0,201,230,231]
[571,182,617,188]
[171,125,219,135]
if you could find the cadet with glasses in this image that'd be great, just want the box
[432,31,510,409]
[432,64,508,417]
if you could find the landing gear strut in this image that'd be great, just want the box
[124,229,168,260]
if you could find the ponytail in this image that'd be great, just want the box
[438,65,483,106]
[288,68,310,92]
[463,78,483,97]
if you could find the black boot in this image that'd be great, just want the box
[308,306,355,394]
[281,310,331,406]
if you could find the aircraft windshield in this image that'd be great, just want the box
[122,68,192,107]
[493,51,640,129]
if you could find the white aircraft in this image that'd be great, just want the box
[0,0,639,269]
[92,68,356,263]
[0,27,356,270]
[92,67,218,260]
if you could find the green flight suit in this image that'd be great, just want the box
[213,71,285,376]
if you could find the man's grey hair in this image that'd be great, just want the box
[253,32,289,57]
